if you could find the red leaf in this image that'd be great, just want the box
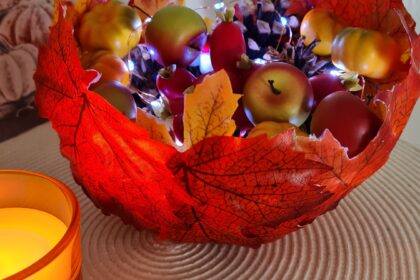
[34,10,193,231]
[309,0,416,35]
[165,131,332,246]
[34,4,420,247]
[285,0,312,17]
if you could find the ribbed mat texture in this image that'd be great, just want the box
[0,123,419,280]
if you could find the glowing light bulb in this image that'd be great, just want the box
[200,52,214,74]
[330,70,341,77]
[254,58,267,65]
[127,60,135,72]
[280,17,288,26]
[175,138,183,147]
[214,2,225,10]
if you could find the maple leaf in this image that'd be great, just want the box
[34,9,192,231]
[165,131,332,246]
[285,0,312,17]
[136,109,175,147]
[310,0,416,37]
[183,71,241,149]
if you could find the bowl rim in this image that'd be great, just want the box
[0,170,81,280]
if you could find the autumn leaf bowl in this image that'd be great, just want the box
[34,0,420,247]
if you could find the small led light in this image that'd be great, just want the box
[127,60,135,72]
[144,17,152,24]
[200,52,214,74]
[149,49,155,56]
[214,2,225,10]
[254,58,267,65]
[175,138,183,147]
[280,17,288,26]
[330,70,341,77]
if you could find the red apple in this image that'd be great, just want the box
[243,62,314,127]
[309,73,346,110]
[311,91,382,158]
[145,5,207,67]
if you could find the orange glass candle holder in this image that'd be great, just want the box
[0,170,81,280]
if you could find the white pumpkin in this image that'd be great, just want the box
[0,0,53,47]
[0,0,19,11]
[0,38,38,106]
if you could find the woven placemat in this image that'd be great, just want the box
[0,123,419,279]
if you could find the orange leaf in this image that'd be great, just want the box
[34,9,193,231]
[183,70,241,149]
[54,0,90,25]
[136,109,175,147]
[166,131,332,246]
[310,0,416,37]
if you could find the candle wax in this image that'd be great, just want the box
[0,208,67,279]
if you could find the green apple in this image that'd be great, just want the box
[243,63,314,127]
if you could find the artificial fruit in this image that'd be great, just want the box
[78,1,142,58]
[93,80,137,121]
[243,62,314,127]
[309,73,346,110]
[311,91,382,158]
[300,8,345,56]
[156,66,196,101]
[210,7,246,72]
[331,27,400,79]
[82,50,130,88]
[145,5,207,67]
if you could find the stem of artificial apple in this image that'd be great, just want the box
[130,4,152,19]
[268,80,282,95]
[159,65,177,79]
